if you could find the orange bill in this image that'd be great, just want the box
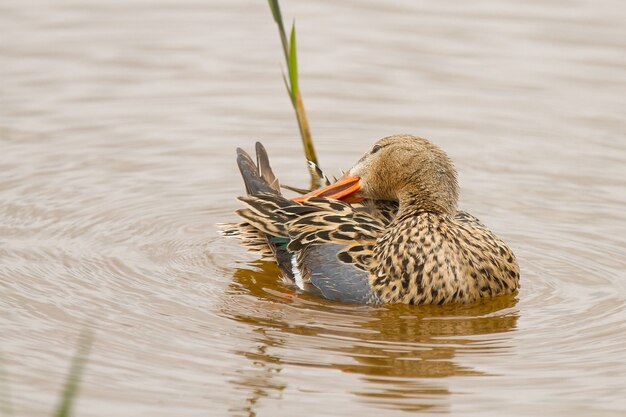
[292,174,363,203]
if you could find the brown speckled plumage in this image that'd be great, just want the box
[225,135,520,305]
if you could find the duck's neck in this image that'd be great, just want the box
[396,191,457,220]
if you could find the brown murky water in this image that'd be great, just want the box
[1,1,626,416]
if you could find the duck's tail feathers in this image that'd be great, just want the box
[255,142,280,192]
[236,142,280,196]
[229,143,296,279]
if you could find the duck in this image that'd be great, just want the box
[224,134,520,305]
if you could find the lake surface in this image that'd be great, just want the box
[1,1,626,416]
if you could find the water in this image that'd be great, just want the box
[1,0,625,416]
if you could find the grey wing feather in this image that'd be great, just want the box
[299,244,381,304]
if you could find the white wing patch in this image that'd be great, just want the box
[291,255,305,290]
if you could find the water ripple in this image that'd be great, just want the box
[1,0,626,416]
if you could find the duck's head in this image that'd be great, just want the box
[295,134,459,215]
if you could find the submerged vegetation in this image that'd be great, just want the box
[267,0,321,188]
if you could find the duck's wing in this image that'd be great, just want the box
[238,194,385,303]
[298,244,381,304]
[227,144,389,303]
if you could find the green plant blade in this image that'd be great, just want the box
[53,329,93,417]
[288,22,299,100]
[265,0,321,180]
[281,69,294,105]
[267,0,283,26]
[268,0,290,67]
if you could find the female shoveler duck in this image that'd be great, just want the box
[226,134,520,305]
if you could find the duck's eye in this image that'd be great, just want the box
[371,145,383,154]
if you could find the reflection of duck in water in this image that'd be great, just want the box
[223,262,519,413]
[225,135,519,305]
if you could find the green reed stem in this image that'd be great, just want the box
[267,0,321,189]
[53,329,93,417]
